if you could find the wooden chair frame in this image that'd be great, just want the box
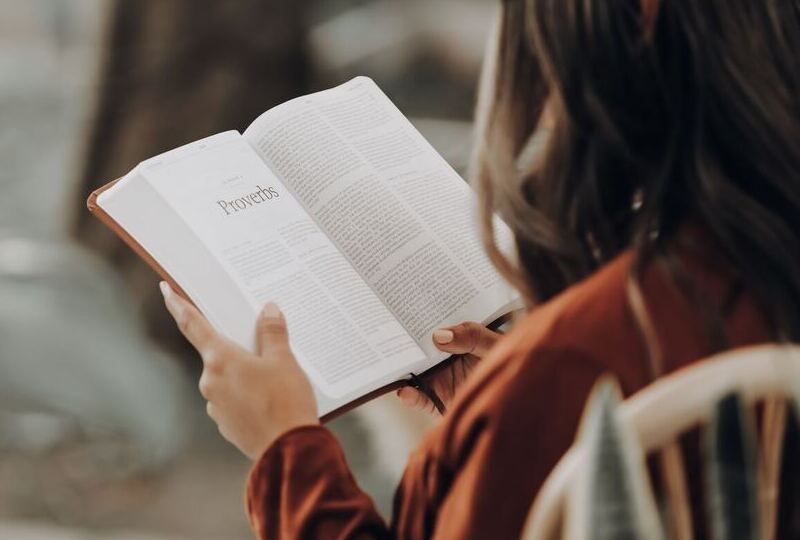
[522,344,800,540]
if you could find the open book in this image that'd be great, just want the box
[87,77,520,421]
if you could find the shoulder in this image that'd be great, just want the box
[401,252,652,532]
[430,250,651,463]
[472,249,644,401]
[499,250,638,364]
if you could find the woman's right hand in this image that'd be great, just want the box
[397,322,501,414]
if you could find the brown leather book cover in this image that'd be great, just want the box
[87,179,195,306]
[86,179,470,422]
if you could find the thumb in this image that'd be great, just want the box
[256,302,291,357]
[432,322,499,357]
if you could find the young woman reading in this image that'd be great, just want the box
[161,0,800,537]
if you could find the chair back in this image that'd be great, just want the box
[522,344,800,540]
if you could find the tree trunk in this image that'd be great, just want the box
[72,0,312,357]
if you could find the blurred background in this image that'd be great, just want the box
[0,1,493,538]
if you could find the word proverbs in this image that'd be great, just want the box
[217,185,280,216]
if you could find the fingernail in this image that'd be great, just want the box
[262,302,282,319]
[397,388,417,406]
[159,281,171,298]
[433,329,454,344]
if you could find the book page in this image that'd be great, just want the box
[244,78,519,360]
[99,132,427,410]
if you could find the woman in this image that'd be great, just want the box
[161,0,800,537]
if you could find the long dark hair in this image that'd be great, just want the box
[476,0,800,341]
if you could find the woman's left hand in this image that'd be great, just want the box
[160,282,318,460]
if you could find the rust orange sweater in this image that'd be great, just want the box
[245,248,771,539]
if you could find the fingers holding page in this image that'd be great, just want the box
[256,302,291,356]
[160,281,219,356]
[159,284,318,459]
[398,323,501,415]
[432,322,500,357]
[397,386,428,410]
